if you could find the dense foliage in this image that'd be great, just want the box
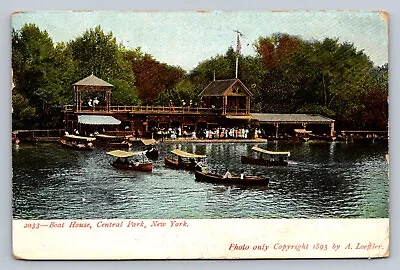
[12,25,388,130]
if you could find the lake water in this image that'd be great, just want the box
[12,140,389,219]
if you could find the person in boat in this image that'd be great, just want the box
[223,169,232,179]
[240,169,246,180]
[195,160,204,172]
[189,158,196,168]
[133,159,140,166]
[178,156,183,166]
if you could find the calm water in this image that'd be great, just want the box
[12,140,389,219]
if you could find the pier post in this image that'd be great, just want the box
[223,96,227,115]
[274,123,279,138]
[330,122,335,137]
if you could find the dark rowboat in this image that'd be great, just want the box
[164,156,197,171]
[241,146,290,167]
[195,171,269,186]
[141,139,159,160]
[130,138,160,160]
[294,129,312,142]
[164,149,207,171]
[107,150,152,172]
[111,161,152,171]
[146,148,159,160]
[241,155,288,166]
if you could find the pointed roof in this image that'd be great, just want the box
[73,74,113,87]
[198,79,252,97]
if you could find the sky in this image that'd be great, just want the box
[12,11,388,71]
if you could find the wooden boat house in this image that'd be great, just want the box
[198,79,252,116]
[63,74,335,139]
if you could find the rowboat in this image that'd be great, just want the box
[59,135,96,150]
[241,146,290,166]
[94,134,131,149]
[164,149,207,171]
[294,129,312,142]
[141,139,159,160]
[195,171,269,186]
[106,150,152,172]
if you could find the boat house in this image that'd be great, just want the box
[252,113,335,139]
[198,79,252,116]
[63,74,335,139]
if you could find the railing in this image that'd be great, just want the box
[13,129,65,141]
[63,105,229,115]
[226,108,248,115]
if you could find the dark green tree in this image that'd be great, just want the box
[68,26,139,105]
[12,24,58,128]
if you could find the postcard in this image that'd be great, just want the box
[11,10,389,259]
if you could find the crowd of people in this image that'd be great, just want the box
[152,126,265,140]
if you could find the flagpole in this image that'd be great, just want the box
[234,29,242,79]
[235,57,238,79]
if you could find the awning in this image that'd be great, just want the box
[65,134,96,141]
[252,146,290,156]
[171,149,206,158]
[106,150,146,158]
[294,129,312,134]
[141,139,156,145]
[225,115,254,120]
[96,134,123,139]
[78,115,121,125]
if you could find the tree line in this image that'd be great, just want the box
[12,24,388,131]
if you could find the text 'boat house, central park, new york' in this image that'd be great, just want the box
[63,73,335,140]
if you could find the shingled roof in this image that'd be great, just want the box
[198,79,252,97]
[73,74,113,87]
[252,113,335,124]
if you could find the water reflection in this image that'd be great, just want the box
[12,141,388,219]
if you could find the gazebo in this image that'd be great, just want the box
[73,74,113,112]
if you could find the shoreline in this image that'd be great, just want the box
[12,136,388,144]
[158,138,268,144]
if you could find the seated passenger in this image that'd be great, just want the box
[223,169,232,179]
[190,158,195,168]
[240,169,245,180]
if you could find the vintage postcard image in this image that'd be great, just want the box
[11,11,389,259]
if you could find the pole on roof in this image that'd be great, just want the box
[234,29,242,79]
[235,58,238,79]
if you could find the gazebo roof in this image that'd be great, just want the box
[73,74,113,87]
[198,79,252,97]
